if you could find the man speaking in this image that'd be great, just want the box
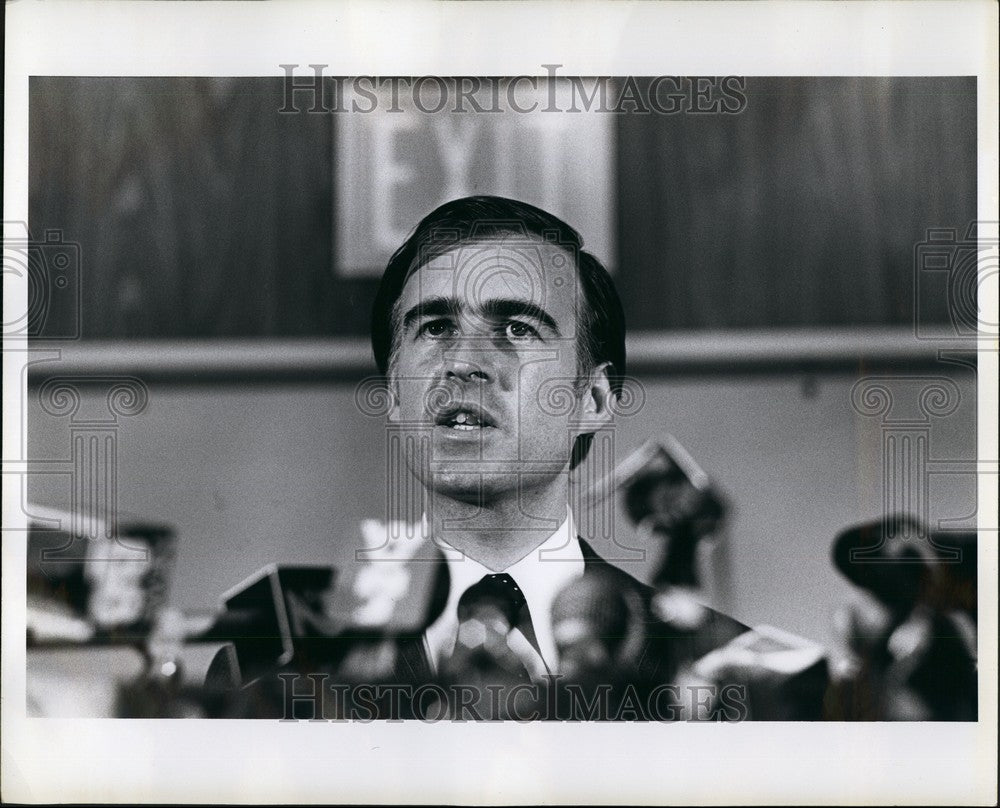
[205,194,754,720]
[366,195,747,717]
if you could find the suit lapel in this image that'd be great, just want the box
[578,537,607,572]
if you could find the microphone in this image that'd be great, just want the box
[202,545,451,689]
[690,624,829,720]
[599,435,833,721]
[551,567,645,682]
[828,516,978,720]
[615,434,725,590]
[437,576,544,721]
[120,521,452,718]
[27,510,178,645]
[604,435,731,681]
[880,608,977,721]
[110,566,341,719]
[200,564,339,687]
[446,590,535,680]
[28,509,453,718]
[550,567,650,720]
[832,514,932,616]
[323,522,451,689]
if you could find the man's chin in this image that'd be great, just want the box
[424,470,517,504]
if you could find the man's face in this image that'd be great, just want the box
[388,236,598,503]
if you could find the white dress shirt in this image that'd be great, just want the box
[423,509,585,678]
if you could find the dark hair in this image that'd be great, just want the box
[371,195,626,399]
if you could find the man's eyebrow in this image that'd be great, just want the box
[479,298,561,334]
[401,296,461,333]
[400,296,562,335]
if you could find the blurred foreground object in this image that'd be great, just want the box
[826,515,977,720]
[617,436,736,680]
[200,522,451,719]
[27,505,177,644]
[618,434,725,590]
[556,434,830,720]
[692,624,829,720]
[25,505,200,716]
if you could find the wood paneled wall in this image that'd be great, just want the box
[29,76,976,339]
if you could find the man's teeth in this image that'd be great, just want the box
[449,412,483,429]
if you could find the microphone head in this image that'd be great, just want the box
[326,538,450,636]
[832,515,932,612]
[441,577,543,715]
[609,436,725,588]
[833,594,895,659]
[607,435,724,534]
[219,564,337,681]
[551,568,643,678]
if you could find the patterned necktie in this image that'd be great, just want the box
[442,573,542,719]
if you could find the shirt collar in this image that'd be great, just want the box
[426,507,585,672]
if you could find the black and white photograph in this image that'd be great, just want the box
[3,1,997,804]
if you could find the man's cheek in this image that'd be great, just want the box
[387,386,425,426]
[521,366,583,418]
[516,397,575,457]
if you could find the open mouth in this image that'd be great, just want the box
[435,407,496,431]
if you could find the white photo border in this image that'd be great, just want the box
[3,1,997,804]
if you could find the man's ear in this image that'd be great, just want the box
[385,374,401,422]
[575,361,615,428]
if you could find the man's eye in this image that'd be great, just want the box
[504,321,540,340]
[417,320,456,338]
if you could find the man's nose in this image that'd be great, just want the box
[441,337,492,383]
[443,355,490,383]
